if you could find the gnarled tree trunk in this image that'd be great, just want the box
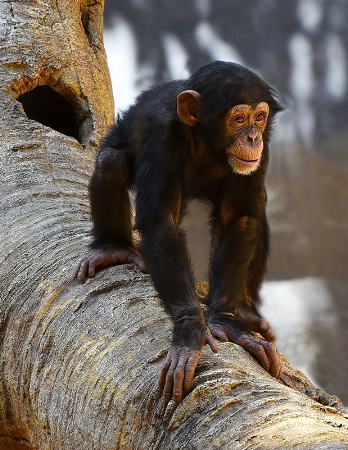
[0,1,347,449]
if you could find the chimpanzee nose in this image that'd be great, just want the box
[247,129,259,145]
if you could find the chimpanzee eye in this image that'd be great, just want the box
[255,112,266,122]
[234,115,244,124]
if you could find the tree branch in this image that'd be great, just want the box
[0,0,347,449]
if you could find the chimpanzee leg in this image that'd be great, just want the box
[206,213,280,378]
[208,211,274,340]
[207,214,259,317]
[233,216,275,342]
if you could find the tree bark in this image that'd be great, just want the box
[0,1,348,449]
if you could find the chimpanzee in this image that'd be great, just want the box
[75,61,284,404]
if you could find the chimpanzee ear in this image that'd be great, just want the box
[177,90,201,126]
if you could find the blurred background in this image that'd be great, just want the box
[103,0,348,404]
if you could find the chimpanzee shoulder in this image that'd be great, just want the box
[129,80,184,119]
[102,80,185,156]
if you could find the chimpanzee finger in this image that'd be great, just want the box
[234,308,275,343]
[260,322,276,343]
[258,340,281,379]
[73,262,82,280]
[239,336,282,378]
[76,259,89,283]
[163,374,175,404]
[158,358,171,391]
[238,335,271,373]
[87,258,98,278]
[251,318,275,343]
[73,263,79,279]
[173,353,188,404]
[208,324,229,343]
[205,327,219,353]
[160,356,178,403]
[128,251,147,273]
[183,352,201,395]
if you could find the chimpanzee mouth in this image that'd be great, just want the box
[231,154,259,166]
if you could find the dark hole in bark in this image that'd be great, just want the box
[18,85,80,142]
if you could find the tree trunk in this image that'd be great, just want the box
[0,1,347,449]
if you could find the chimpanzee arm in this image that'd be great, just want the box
[135,161,218,404]
[75,140,146,282]
[206,182,280,378]
[89,145,133,249]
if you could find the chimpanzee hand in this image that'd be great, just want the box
[233,305,276,343]
[159,323,218,404]
[207,314,281,379]
[74,247,147,282]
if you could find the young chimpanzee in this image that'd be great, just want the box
[75,61,284,404]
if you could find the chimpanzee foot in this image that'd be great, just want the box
[158,327,218,404]
[207,314,281,379]
[233,305,275,343]
[75,247,147,282]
